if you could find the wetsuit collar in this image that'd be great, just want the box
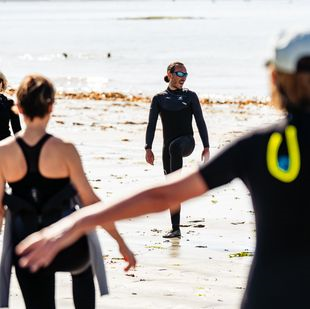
[167,87,184,95]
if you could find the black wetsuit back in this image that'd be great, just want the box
[6,134,94,309]
[0,94,21,140]
[199,113,310,309]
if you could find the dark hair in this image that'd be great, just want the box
[17,74,55,120]
[164,61,185,83]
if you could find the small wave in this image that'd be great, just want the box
[118,16,205,21]
[18,52,111,62]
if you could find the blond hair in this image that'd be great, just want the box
[0,71,8,92]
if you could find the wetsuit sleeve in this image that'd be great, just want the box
[191,92,209,148]
[198,136,249,189]
[145,96,159,149]
[8,100,22,134]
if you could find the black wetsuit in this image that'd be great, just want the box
[198,112,310,309]
[146,88,209,230]
[0,94,21,140]
[7,134,95,309]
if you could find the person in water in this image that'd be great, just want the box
[16,29,310,308]
[0,74,136,309]
[0,71,21,140]
[145,61,210,238]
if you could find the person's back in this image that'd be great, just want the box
[199,114,310,308]
[2,134,74,196]
[0,74,136,309]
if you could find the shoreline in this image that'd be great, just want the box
[5,88,270,106]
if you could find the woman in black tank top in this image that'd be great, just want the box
[0,74,136,309]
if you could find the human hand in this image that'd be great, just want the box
[15,216,82,272]
[201,148,210,164]
[145,149,155,165]
[118,242,136,272]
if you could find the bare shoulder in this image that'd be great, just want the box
[0,136,19,155]
[46,136,80,159]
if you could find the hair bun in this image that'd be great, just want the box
[164,75,169,83]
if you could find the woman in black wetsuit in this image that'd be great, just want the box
[0,71,21,140]
[16,29,310,308]
[145,62,210,238]
[0,74,136,309]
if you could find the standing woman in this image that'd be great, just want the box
[16,29,310,308]
[0,71,21,140]
[145,62,210,238]
[0,74,135,309]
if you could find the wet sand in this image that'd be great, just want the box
[2,98,283,308]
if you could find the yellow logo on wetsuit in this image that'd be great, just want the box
[266,125,300,183]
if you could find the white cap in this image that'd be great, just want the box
[268,29,310,73]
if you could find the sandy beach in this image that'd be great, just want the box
[1,97,283,308]
[0,0,308,307]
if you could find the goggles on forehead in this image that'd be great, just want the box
[174,71,188,78]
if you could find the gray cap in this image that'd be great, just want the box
[268,29,310,73]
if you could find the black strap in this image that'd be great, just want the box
[16,134,52,173]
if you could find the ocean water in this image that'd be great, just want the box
[0,0,309,99]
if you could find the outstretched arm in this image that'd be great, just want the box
[16,169,208,271]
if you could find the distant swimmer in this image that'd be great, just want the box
[0,74,136,308]
[16,29,310,309]
[107,52,111,58]
[62,52,68,58]
[144,61,210,238]
[0,71,22,141]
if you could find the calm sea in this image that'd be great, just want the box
[0,0,309,100]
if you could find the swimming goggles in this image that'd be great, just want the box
[174,71,188,78]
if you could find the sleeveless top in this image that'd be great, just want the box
[8,133,70,207]
[0,134,109,308]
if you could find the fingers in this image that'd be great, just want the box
[18,246,53,273]
[145,150,155,165]
[15,233,56,273]
[19,254,47,273]
[123,254,137,272]
[15,232,42,256]
[146,155,154,165]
